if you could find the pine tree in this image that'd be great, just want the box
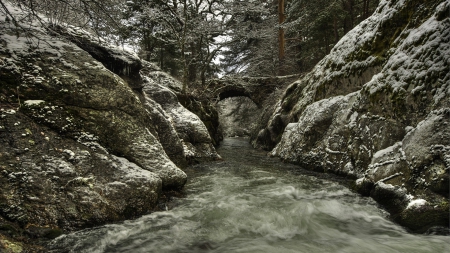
[284,0,380,72]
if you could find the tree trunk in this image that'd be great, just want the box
[278,0,286,75]
[278,0,285,61]
[364,0,370,19]
[188,42,197,83]
[333,16,339,43]
[349,0,355,28]
[160,47,164,69]
[181,0,188,93]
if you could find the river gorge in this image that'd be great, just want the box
[1,1,449,251]
[47,138,450,253]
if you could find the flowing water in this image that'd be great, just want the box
[49,138,450,253]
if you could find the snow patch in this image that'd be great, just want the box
[406,199,427,210]
[375,181,395,190]
[372,142,402,161]
[356,177,365,186]
[363,1,450,106]
[24,100,45,106]
[349,111,358,128]
[325,148,342,154]
[285,123,298,132]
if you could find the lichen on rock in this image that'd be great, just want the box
[258,0,450,233]
[142,71,222,162]
[0,2,219,249]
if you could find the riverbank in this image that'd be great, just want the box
[47,138,450,253]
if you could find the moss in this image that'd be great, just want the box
[346,0,442,65]
[0,224,18,235]
[281,85,303,112]
[398,201,450,233]
[436,1,450,21]
[283,82,298,97]
[177,94,222,146]
[43,228,63,239]
[353,179,374,197]
[439,200,449,210]
[0,238,23,253]
[315,82,328,102]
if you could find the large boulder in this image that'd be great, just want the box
[53,26,221,164]
[0,3,222,247]
[143,76,221,162]
[178,93,223,147]
[51,25,144,90]
[261,0,449,233]
[0,37,167,236]
[0,23,186,190]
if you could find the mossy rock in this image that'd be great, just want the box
[397,201,450,233]
[177,94,223,146]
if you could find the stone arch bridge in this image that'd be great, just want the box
[204,75,300,107]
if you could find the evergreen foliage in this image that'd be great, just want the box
[0,0,381,86]
[285,0,380,72]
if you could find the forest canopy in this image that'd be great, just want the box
[1,0,380,91]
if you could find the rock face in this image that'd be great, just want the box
[52,26,221,165]
[0,3,219,247]
[177,94,223,148]
[254,0,449,233]
[142,74,221,163]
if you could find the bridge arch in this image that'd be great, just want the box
[205,75,300,107]
[213,85,257,105]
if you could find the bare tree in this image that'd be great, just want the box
[1,0,125,40]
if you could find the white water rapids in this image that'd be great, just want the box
[48,138,450,253]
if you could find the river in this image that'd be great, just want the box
[48,138,450,253]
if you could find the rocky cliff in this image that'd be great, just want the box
[0,3,219,250]
[253,0,449,233]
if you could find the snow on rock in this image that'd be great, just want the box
[364,141,409,184]
[256,0,450,233]
[142,63,183,92]
[127,137,187,189]
[272,92,360,173]
[362,0,450,109]
[0,1,199,243]
[400,109,450,195]
[143,76,221,161]
[23,100,46,106]
[51,22,219,163]
[406,198,428,210]
[372,142,403,162]
[51,24,144,89]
